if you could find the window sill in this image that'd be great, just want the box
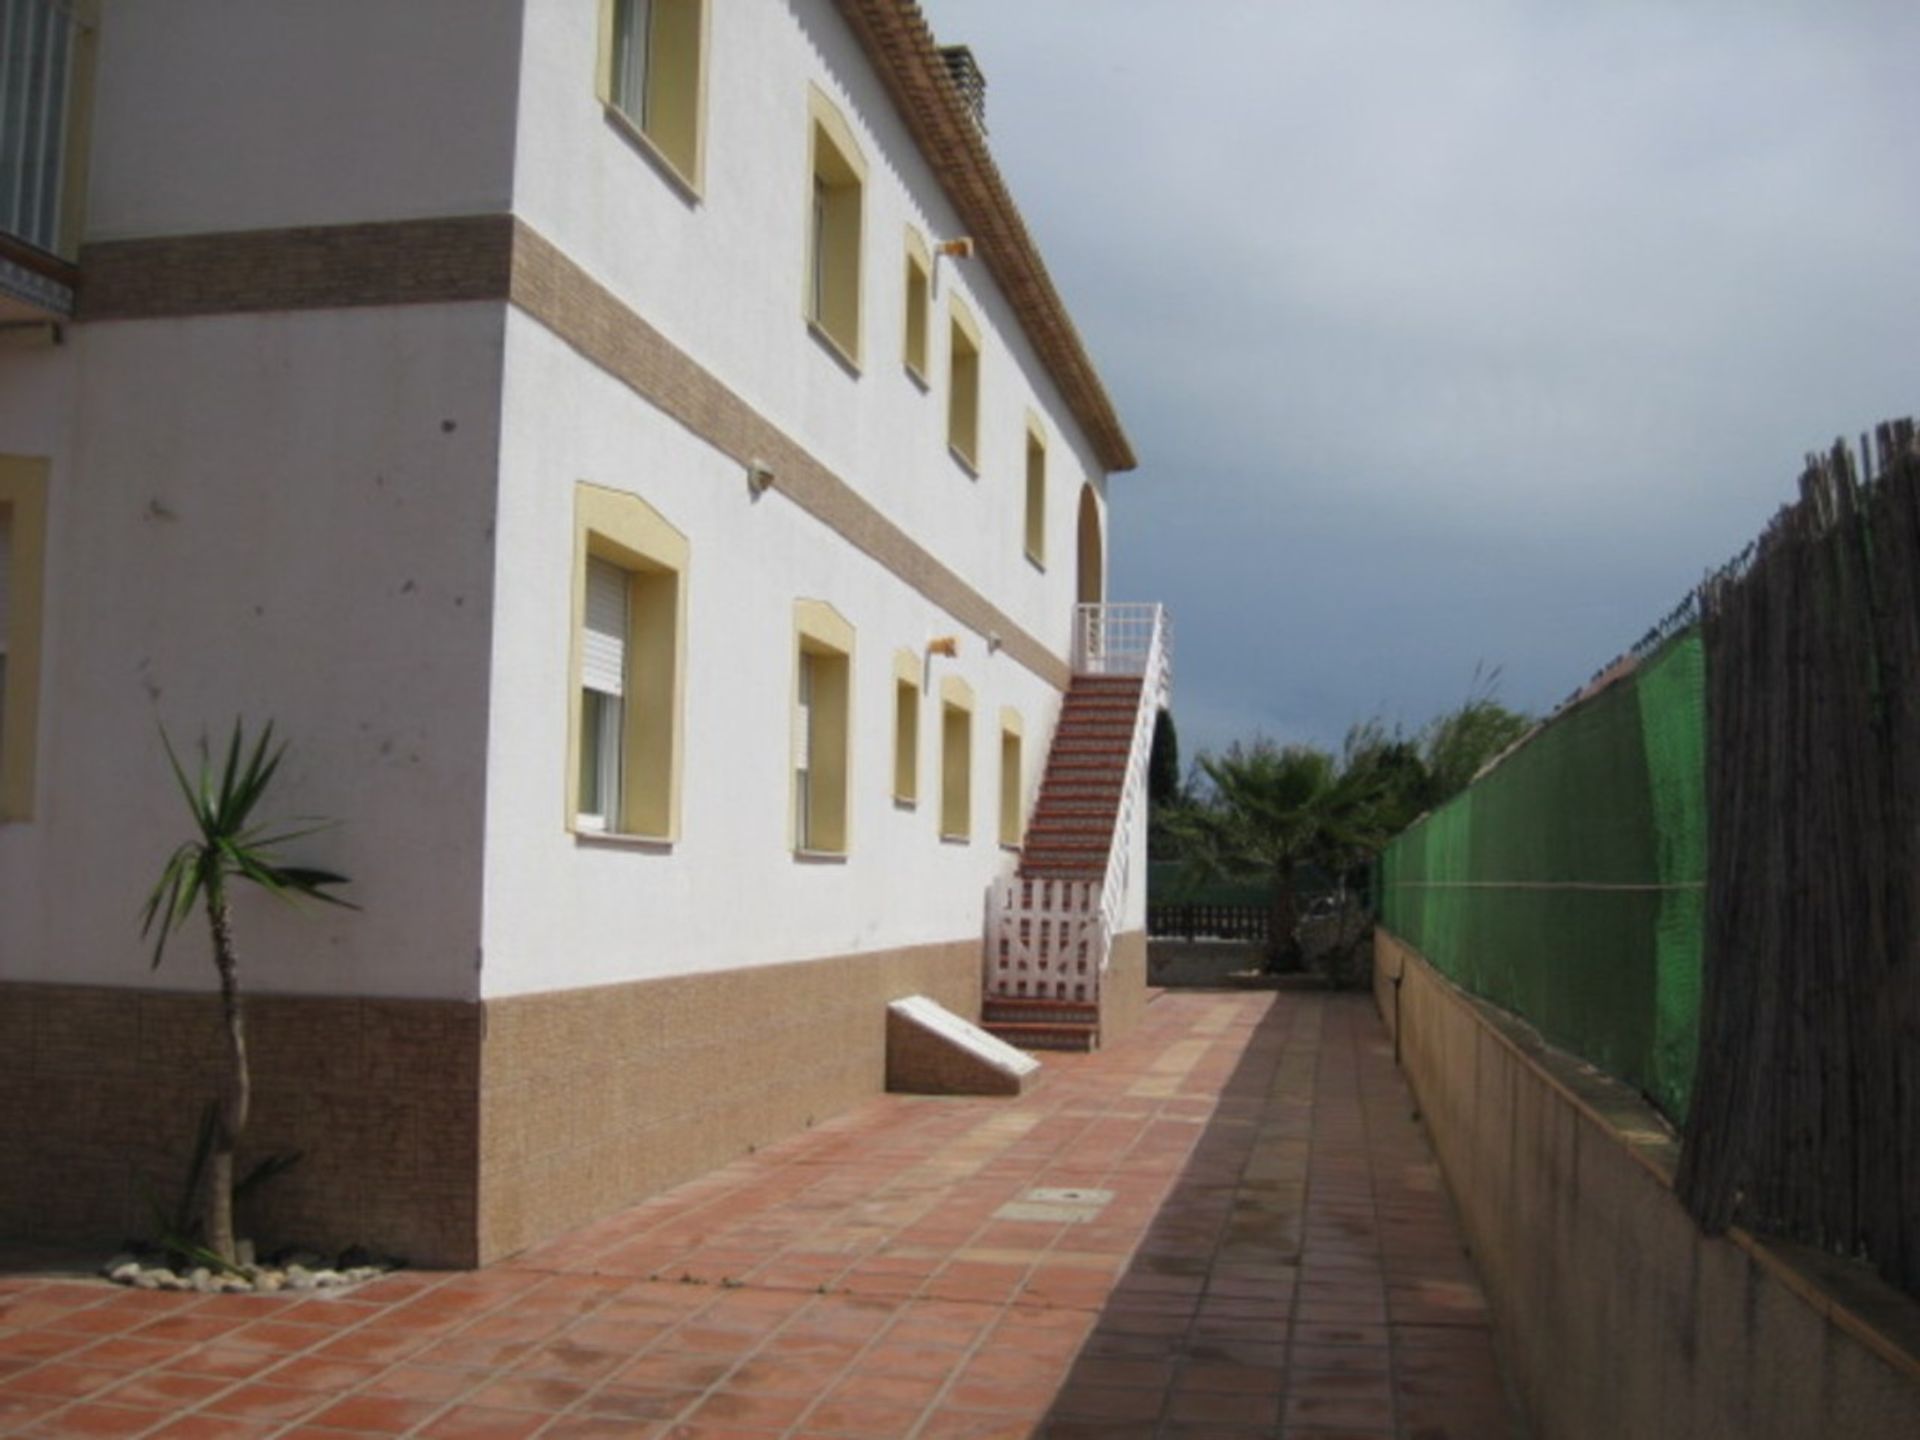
[1024,549,1046,573]
[1001,841,1023,853]
[904,362,929,392]
[939,833,971,845]
[807,319,863,377]
[794,848,849,864]
[573,827,675,853]
[892,794,918,810]
[948,445,979,478]
[603,102,702,203]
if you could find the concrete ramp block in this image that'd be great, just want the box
[887,995,1041,1096]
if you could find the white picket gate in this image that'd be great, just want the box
[984,877,1105,1003]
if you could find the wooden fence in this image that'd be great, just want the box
[1677,419,1920,1301]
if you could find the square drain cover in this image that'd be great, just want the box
[993,1187,1115,1224]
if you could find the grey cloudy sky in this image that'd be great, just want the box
[919,0,1920,761]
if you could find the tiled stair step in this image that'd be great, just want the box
[1024,825,1111,842]
[981,1021,1098,1054]
[1026,814,1117,832]
[1053,733,1135,748]
[1023,828,1114,848]
[1049,754,1131,770]
[983,997,1099,1021]
[1030,801,1121,820]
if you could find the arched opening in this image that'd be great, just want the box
[1076,484,1104,610]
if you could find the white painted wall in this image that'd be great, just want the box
[0,305,505,1000]
[481,308,1061,997]
[509,0,1114,667]
[85,0,523,241]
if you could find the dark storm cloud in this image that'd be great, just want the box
[920,0,1920,756]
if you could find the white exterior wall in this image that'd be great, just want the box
[85,0,522,241]
[509,0,1109,663]
[0,306,505,1000]
[482,312,1059,997]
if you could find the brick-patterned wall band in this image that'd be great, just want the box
[73,216,1070,691]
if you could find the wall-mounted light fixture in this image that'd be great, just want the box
[986,631,1003,653]
[927,635,959,658]
[747,458,776,496]
[935,237,975,260]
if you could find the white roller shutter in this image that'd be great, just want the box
[582,557,628,696]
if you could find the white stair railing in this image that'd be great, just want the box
[985,604,1171,1008]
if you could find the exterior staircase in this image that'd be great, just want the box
[1015,675,1143,882]
[982,608,1168,1054]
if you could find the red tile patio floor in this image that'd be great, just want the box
[0,989,1520,1439]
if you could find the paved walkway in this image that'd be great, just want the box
[0,990,1517,1439]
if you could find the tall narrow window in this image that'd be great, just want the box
[903,230,932,381]
[805,89,867,366]
[599,0,707,188]
[948,297,981,470]
[0,458,47,823]
[570,485,687,841]
[1024,417,1047,566]
[1000,709,1024,848]
[793,601,853,855]
[893,649,920,804]
[578,557,630,831]
[940,675,973,841]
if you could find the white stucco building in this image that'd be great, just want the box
[0,0,1158,1265]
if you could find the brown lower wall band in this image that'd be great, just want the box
[0,938,983,1268]
[73,215,1070,691]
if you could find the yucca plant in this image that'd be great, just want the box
[142,720,354,1267]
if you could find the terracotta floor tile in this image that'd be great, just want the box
[414,1403,550,1439]
[143,1417,280,1439]
[92,1371,233,1411]
[536,1418,664,1440]
[679,1389,813,1429]
[201,1382,332,1424]
[306,1393,443,1434]
[159,1346,285,1383]
[358,1364,478,1403]
[258,1354,383,1392]
[462,1373,587,1414]
[794,1396,928,1436]
[2,1364,125,1402]
[18,1402,167,1437]
[912,1410,1034,1440]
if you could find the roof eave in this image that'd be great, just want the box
[833,0,1138,474]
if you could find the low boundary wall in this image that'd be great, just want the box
[1374,929,1919,1439]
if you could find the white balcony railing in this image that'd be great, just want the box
[1,0,85,260]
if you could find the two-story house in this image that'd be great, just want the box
[0,0,1162,1267]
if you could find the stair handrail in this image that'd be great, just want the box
[1074,603,1172,960]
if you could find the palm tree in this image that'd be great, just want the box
[142,721,354,1267]
[1170,740,1391,971]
